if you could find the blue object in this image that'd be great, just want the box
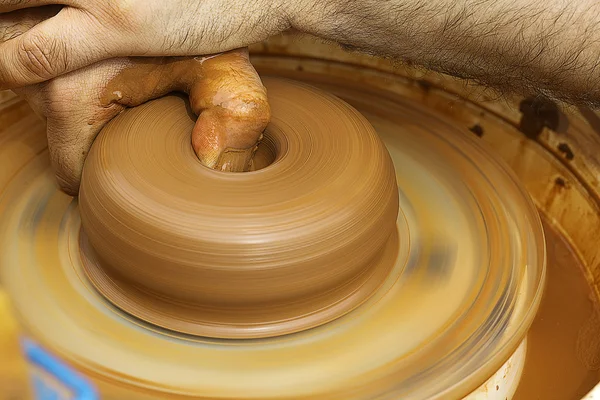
[21,338,98,400]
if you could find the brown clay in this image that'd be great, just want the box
[101,48,271,172]
[79,77,400,339]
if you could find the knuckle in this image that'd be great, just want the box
[19,33,67,80]
[225,91,271,124]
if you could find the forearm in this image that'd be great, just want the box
[292,0,600,105]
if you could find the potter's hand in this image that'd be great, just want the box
[2,7,269,196]
[2,0,600,106]
[0,0,295,89]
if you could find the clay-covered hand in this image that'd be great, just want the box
[2,7,270,196]
[0,0,300,89]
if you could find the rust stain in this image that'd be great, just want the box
[558,143,575,160]
[469,124,484,137]
[555,177,568,188]
[518,97,563,139]
[545,176,570,210]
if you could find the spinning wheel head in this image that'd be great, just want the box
[0,70,547,399]
[78,77,400,339]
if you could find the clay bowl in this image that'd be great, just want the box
[78,77,400,339]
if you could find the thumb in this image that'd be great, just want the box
[188,49,271,172]
[98,50,271,171]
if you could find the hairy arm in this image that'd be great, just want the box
[1,0,599,106]
[292,0,600,106]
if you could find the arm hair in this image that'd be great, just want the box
[290,0,600,106]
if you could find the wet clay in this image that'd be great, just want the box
[513,218,600,400]
[102,48,271,172]
[79,77,400,339]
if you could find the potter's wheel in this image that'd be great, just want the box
[0,74,545,399]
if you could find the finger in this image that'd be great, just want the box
[188,49,271,171]
[0,5,60,42]
[99,50,270,171]
[42,58,130,195]
[0,1,76,13]
[99,57,191,108]
[192,99,268,172]
[0,7,110,89]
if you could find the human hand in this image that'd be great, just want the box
[2,6,270,196]
[0,0,299,89]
